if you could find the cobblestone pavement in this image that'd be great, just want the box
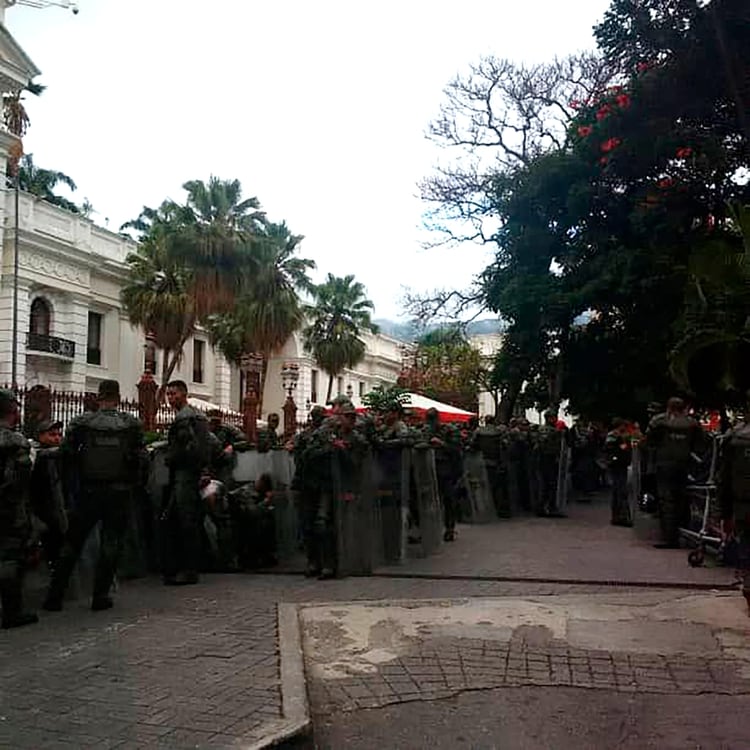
[1,494,744,749]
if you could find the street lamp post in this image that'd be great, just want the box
[280,362,299,440]
[241,352,263,445]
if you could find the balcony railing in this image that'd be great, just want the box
[26,333,76,360]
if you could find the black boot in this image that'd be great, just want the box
[1,578,38,629]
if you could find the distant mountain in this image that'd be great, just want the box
[374,318,506,342]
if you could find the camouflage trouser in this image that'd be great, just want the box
[486,463,511,518]
[656,466,689,546]
[301,487,335,571]
[734,514,750,598]
[538,457,559,514]
[610,467,631,525]
[48,485,131,601]
[161,476,203,578]
[436,467,459,532]
[0,540,28,621]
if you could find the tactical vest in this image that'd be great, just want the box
[538,426,563,458]
[724,425,750,500]
[474,428,502,463]
[652,414,696,466]
[79,411,137,483]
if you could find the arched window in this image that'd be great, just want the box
[29,297,52,337]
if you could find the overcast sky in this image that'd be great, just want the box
[9,0,610,319]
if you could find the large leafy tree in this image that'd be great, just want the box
[303,274,378,404]
[398,326,483,412]
[206,221,315,411]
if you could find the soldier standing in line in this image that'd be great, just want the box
[0,390,37,629]
[29,419,67,572]
[646,397,702,548]
[161,380,211,586]
[605,418,633,527]
[43,380,145,612]
[207,410,247,488]
[421,407,463,542]
[718,414,750,615]
[258,412,280,452]
[471,416,511,518]
[293,406,328,577]
[535,411,566,518]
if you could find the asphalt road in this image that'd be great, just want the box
[307,686,750,750]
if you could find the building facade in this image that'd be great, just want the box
[0,190,403,417]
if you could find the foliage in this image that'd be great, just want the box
[397,326,483,412]
[361,384,409,414]
[303,274,378,403]
[14,153,79,213]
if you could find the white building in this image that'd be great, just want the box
[0,189,404,417]
[0,5,403,418]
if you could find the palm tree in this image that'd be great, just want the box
[3,81,45,176]
[15,153,79,213]
[303,273,378,403]
[179,177,266,318]
[208,222,315,411]
[120,235,196,389]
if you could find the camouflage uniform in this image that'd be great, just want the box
[305,406,369,577]
[420,411,463,541]
[0,392,36,629]
[535,420,565,517]
[29,444,67,570]
[717,422,750,612]
[605,429,633,526]
[471,421,511,518]
[293,407,327,576]
[45,407,144,610]
[162,404,211,584]
[646,411,702,547]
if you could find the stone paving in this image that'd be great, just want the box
[301,593,750,715]
[1,496,744,749]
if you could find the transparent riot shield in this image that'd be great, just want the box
[628,444,642,522]
[373,446,410,565]
[411,447,443,557]
[333,449,376,577]
[555,440,571,514]
[269,451,299,561]
[462,452,496,523]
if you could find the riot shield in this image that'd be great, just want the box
[411,447,443,557]
[333,449,376,577]
[462,452,495,524]
[268,451,299,561]
[373,445,410,565]
[555,441,571,514]
[628,444,642,522]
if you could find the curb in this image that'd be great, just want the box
[246,604,311,750]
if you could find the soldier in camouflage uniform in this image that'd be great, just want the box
[306,400,368,578]
[471,416,512,518]
[258,412,280,452]
[605,418,633,527]
[44,380,145,612]
[208,410,248,488]
[0,389,37,629]
[161,380,211,586]
[30,419,67,572]
[646,397,702,548]
[535,411,566,518]
[293,406,328,577]
[718,417,750,615]
[420,407,463,541]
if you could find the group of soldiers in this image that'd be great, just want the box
[0,378,281,629]
[4,381,749,629]
[290,398,573,579]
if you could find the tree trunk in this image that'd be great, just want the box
[158,331,192,402]
[326,373,334,404]
[498,375,524,423]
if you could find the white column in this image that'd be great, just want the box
[213,355,232,409]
